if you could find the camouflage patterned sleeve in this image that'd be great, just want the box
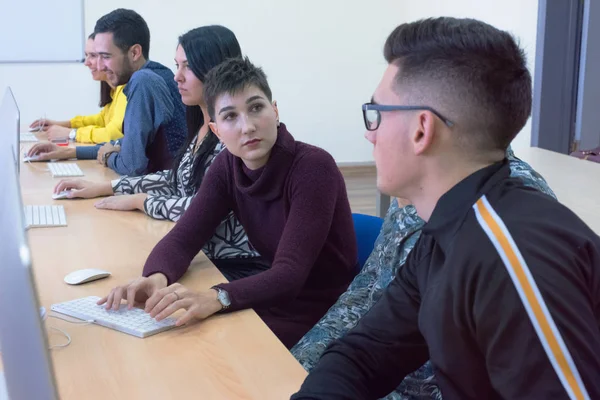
[506,146,556,198]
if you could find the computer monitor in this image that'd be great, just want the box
[0,127,58,399]
[0,87,20,172]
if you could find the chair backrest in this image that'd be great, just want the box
[352,213,384,271]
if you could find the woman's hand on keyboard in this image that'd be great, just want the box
[146,283,222,326]
[27,142,75,161]
[97,273,168,311]
[54,179,113,199]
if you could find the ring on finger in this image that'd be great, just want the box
[173,291,180,301]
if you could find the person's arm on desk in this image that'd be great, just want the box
[29,118,70,130]
[95,173,196,218]
[53,178,148,211]
[113,170,197,221]
[94,193,148,212]
[97,142,120,165]
[89,171,175,214]
[99,157,232,318]
[74,142,121,165]
[75,144,101,160]
[46,125,72,141]
[26,142,75,161]
[53,179,113,199]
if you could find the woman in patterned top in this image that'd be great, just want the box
[53,26,268,279]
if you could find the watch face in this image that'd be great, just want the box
[218,289,231,306]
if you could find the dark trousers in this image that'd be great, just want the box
[211,257,271,282]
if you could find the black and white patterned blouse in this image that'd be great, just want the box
[111,136,260,260]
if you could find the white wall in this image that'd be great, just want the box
[397,0,540,152]
[0,0,538,162]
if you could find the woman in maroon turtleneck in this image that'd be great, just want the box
[100,57,358,348]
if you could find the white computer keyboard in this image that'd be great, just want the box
[24,205,67,228]
[51,296,178,338]
[47,163,84,177]
[20,133,39,142]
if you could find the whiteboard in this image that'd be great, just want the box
[0,0,85,63]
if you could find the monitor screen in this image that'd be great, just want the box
[0,121,58,399]
[0,87,20,172]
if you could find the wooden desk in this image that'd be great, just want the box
[375,147,600,234]
[516,147,600,235]
[18,155,307,399]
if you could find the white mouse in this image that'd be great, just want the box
[64,269,111,285]
[23,154,41,162]
[52,190,72,200]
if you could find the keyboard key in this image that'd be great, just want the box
[44,205,52,224]
[58,207,67,226]
[33,206,40,226]
[25,205,33,226]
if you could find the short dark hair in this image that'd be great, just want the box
[94,9,150,59]
[204,57,272,120]
[384,17,532,152]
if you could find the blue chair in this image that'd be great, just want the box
[352,213,384,271]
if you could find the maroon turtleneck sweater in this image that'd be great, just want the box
[142,123,358,348]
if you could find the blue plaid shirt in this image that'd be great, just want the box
[76,61,186,176]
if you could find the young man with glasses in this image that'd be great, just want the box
[292,17,600,400]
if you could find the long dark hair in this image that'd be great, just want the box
[171,26,242,190]
[99,81,112,107]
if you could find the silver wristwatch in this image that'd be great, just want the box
[212,287,231,310]
[69,129,77,141]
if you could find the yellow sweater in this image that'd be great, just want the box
[70,85,127,143]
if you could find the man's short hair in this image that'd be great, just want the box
[384,17,532,152]
[204,57,272,121]
[94,9,150,60]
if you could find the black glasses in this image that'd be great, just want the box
[362,103,454,131]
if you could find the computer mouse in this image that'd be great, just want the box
[64,269,111,285]
[52,190,72,200]
[22,151,43,162]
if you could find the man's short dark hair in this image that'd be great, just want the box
[94,9,150,60]
[204,57,272,120]
[384,17,532,152]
